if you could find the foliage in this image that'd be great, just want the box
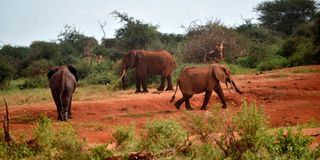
[280,36,320,66]
[140,119,187,154]
[112,126,135,147]
[255,0,318,35]
[18,76,48,90]
[112,11,161,50]
[0,54,15,88]
[257,55,288,71]
[273,128,313,159]
[88,144,113,160]
[182,19,249,63]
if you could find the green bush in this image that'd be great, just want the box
[236,56,258,68]
[112,126,135,147]
[88,144,113,160]
[257,55,288,71]
[140,119,187,154]
[18,76,48,90]
[273,128,313,159]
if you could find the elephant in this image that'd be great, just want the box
[119,49,176,93]
[170,64,243,110]
[47,65,78,121]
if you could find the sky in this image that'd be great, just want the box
[0,0,266,47]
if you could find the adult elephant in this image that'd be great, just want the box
[170,64,243,110]
[47,65,78,121]
[120,49,176,93]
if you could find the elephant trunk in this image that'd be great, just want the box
[226,78,243,94]
[231,80,243,94]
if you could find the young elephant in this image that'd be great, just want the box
[47,65,78,121]
[170,64,243,110]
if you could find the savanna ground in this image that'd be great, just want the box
[1,65,320,147]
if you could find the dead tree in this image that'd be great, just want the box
[203,40,225,63]
[2,97,13,143]
[98,20,107,39]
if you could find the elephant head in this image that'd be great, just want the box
[119,50,139,90]
[48,65,78,121]
[212,64,243,94]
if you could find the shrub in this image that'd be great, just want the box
[18,76,47,90]
[88,144,113,160]
[112,126,135,147]
[236,56,258,68]
[273,128,314,159]
[257,55,288,71]
[140,119,187,154]
[0,55,15,88]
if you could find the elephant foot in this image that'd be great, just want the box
[142,89,149,93]
[165,87,173,91]
[200,106,207,110]
[135,90,142,93]
[174,102,181,110]
[68,116,73,119]
[186,106,194,110]
[157,87,165,91]
[222,104,227,109]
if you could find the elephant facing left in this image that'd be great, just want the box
[47,65,78,121]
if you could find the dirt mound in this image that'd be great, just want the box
[3,65,320,144]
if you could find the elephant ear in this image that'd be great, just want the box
[67,65,78,82]
[129,50,137,68]
[212,65,227,83]
[47,67,59,80]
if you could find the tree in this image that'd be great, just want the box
[58,25,87,54]
[255,0,318,35]
[0,54,15,87]
[112,11,160,50]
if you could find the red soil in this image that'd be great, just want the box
[2,65,320,145]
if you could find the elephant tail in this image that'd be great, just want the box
[170,80,179,103]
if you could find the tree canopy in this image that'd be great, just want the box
[255,0,318,35]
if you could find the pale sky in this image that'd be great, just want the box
[0,0,266,46]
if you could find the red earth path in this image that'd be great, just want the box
[3,65,320,145]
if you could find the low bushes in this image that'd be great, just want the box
[1,102,319,159]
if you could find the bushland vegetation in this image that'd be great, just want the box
[0,0,319,90]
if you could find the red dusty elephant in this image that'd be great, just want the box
[170,64,243,110]
[120,49,176,93]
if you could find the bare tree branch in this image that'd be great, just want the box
[2,97,13,143]
[98,20,107,39]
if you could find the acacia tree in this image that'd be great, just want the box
[255,0,318,35]
[111,11,160,50]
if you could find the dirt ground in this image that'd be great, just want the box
[3,65,320,145]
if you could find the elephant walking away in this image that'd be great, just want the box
[170,64,243,110]
[120,49,176,93]
[47,65,78,121]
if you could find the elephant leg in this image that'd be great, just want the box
[165,75,173,90]
[174,97,185,110]
[68,95,73,119]
[141,75,148,92]
[184,95,193,110]
[61,90,72,121]
[52,91,62,121]
[135,75,142,93]
[214,84,227,108]
[157,76,166,91]
[201,90,212,110]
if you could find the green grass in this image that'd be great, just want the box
[291,68,320,74]
[0,79,120,106]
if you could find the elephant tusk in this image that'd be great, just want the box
[115,69,126,83]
